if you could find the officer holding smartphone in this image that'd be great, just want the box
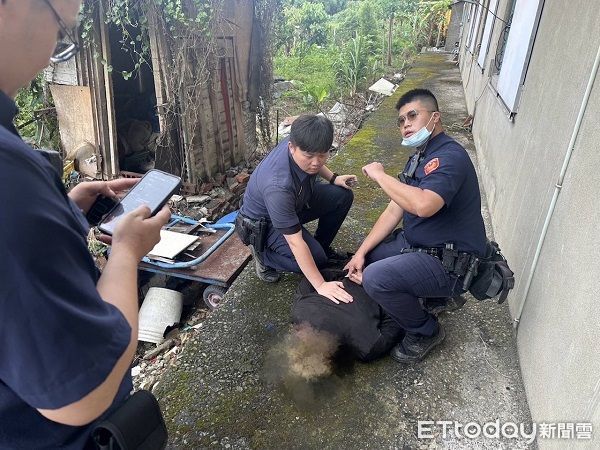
[0,1,170,447]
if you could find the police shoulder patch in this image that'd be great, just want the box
[424,157,440,175]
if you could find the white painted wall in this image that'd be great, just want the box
[457,0,600,446]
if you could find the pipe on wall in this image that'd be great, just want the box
[515,41,600,329]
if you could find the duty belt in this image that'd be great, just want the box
[400,244,476,279]
[238,211,271,223]
[400,247,444,259]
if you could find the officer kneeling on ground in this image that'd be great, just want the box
[237,115,357,304]
[344,88,487,363]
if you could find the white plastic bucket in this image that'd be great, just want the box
[138,287,183,344]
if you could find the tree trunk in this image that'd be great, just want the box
[387,14,393,66]
[427,20,434,47]
[382,25,386,66]
[435,20,443,47]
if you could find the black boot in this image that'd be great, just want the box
[421,295,467,316]
[325,247,349,263]
[250,245,280,283]
[390,323,446,363]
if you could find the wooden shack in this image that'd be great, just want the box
[46,0,269,191]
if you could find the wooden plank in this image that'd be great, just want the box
[49,85,96,160]
[206,75,225,176]
[220,34,247,163]
[147,12,167,134]
[215,55,237,168]
[98,0,119,178]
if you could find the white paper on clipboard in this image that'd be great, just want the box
[147,230,199,260]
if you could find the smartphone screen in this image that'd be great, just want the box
[98,170,181,235]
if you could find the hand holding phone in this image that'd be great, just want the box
[109,205,172,261]
[98,170,181,236]
[86,195,118,227]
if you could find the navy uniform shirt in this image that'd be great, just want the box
[402,132,487,256]
[241,138,316,235]
[0,91,132,448]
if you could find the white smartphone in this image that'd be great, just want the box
[97,170,181,236]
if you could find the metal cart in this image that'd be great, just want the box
[138,212,251,309]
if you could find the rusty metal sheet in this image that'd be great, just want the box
[138,231,251,286]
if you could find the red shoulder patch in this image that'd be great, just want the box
[424,157,440,176]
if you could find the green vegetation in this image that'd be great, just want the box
[274,0,452,113]
[14,75,60,151]
[274,47,338,110]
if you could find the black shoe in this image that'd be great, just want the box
[249,245,280,283]
[390,324,446,363]
[325,247,349,263]
[421,295,467,316]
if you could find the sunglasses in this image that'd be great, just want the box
[398,150,425,184]
[396,109,436,128]
[42,0,80,63]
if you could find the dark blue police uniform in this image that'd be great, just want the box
[241,138,353,272]
[362,132,486,336]
[0,91,132,448]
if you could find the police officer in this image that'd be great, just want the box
[240,114,357,304]
[0,1,170,447]
[344,89,487,363]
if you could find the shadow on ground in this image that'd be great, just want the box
[156,53,534,449]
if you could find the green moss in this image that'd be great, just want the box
[159,367,194,425]
[325,53,441,231]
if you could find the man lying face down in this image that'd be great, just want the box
[287,269,404,379]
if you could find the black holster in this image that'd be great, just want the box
[235,213,269,252]
[467,240,515,304]
[91,390,168,450]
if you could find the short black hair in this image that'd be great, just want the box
[289,115,334,154]
[396,88,439,112]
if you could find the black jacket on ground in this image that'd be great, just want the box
[292,270,404,361]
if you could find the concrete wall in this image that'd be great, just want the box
[457,0,600,446]
[445,3,465,52]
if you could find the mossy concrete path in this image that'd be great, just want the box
[156,53,534,449]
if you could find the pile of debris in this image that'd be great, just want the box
[169,164,254,223]
[275,73,405,151]
[132,295,211,393]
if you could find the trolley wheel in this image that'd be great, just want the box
[202,285,227,310]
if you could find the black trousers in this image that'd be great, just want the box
[362,229,463,336]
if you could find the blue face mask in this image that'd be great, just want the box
[401,114,435,147]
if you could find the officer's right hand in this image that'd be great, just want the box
[110,205,171,261]
[344,254,365,275]
[344,254,365,285]
[317,281,353,304]
[362,162,386,182]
